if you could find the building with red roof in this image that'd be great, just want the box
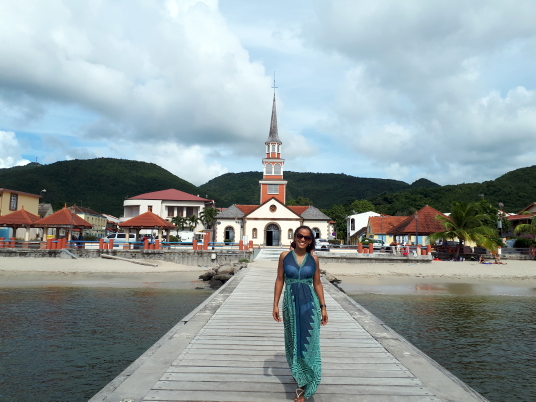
[121,188,215,236]
[214,94,332,247]
[119,211,175,241]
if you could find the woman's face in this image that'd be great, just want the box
[295,228,313,250]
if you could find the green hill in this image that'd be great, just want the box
[1,158,534,218]
[0,158,208,217]
[198,171,415,209]
[368,166,536,214]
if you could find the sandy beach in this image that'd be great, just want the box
[1,257,535,293]
[0,257,208,289]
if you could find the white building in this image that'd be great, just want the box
[346,211,380,244]
[121,189,215,233]
[215,94,333,246]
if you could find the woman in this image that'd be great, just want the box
[273,226,328,401]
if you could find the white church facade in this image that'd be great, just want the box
[215,94,333,246]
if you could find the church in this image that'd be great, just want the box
[215,95,333,247]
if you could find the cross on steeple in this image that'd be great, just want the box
[272,72,277,96]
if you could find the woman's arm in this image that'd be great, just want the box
[273,251,289,322]
[313,255,328,325]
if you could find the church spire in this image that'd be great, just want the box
[266,93,281,144]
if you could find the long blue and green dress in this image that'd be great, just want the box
[283,251,322,398]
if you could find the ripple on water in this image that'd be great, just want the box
[350,294,536,402]
[0,287,213,402]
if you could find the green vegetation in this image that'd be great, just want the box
[287,196,313,206]
[0,158,214,217]
[428,202,499,258]
[199,207,219,229]
[238,258,250,263]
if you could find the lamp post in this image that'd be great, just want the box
[415,213,419,246]
[235,218,243,243]
[498,202,504,239]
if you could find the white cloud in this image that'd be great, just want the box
[303,0,536,184]
[0,131,31,168]
[0,0,271,149]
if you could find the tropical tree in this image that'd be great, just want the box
[186,215,199,232]
[199,207,219,229]
[287,196,313,206]
[428,201,498,257]
[514,216,536,236]
[170,216,187,235]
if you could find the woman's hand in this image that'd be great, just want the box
[321,308,328,326]
[273,305,282,322]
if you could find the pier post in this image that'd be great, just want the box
[144,239,149,250]
[193,239,198,250]
[109,239,114,250]
[203,233,210,250]
[417,245,422,255]
[99,239,104,250]
[0,237,4,248]
[155,240,160,250]
[368,243,373,254]
[10,237,16,248]
[239,240,244,250]
[358,243,363,253]
[249,240,253,250]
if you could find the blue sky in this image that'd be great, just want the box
[1,0,536,186]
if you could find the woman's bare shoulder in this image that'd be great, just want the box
[280,250,291,258]
[312,254,320,264]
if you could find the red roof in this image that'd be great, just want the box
[119,211,175,228]
[287,206,309,215]
[387,205,448,235]
[34,207,93,228]
[368,215,407,233]
[0,207,41,226]
[128,189,210,202]
[507,213,536,221]
[236,205,260,215]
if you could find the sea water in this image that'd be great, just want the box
[0,287,213,401]
[349,292,536,402]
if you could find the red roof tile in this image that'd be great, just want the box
[507,213,536,221]
[128,189,210,202]
[287,206,309,215]
[387,205,448,235]
[368,215,407,233]
[34,207,93,228]
[0,207,41,226]
[236,205,260,215]
[119,211,175,228]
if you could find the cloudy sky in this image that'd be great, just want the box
[1,0,536,186]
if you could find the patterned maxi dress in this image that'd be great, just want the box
[283,251,322,398]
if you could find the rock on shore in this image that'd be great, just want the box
[199,262,248,289]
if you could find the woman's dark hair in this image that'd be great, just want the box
[293,225,316,253]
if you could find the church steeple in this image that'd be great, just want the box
[259,91,287,204]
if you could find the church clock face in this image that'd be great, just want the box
[270,205,277,212]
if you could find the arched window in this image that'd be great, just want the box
[252,228,257,239]
[274,163,281,175]
[288,229,293,239]
[265,163,273,175]
[224,226,235,242]
[351,218,355,231]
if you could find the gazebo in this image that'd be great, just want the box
[34,207,93,240]
[0,207,41,241]
[119,211,175,241]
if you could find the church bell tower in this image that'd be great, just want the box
[259,93,287,204]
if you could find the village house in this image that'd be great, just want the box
[346,211,380,244]
[68,205,107,238]
[0,188,42,239]
[121,189,215,235]
[215,94,332,246]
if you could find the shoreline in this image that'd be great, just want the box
[1,258,535,294]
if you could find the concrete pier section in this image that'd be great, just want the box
[90,261,488,402]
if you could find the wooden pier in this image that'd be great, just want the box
[90,261,488,402]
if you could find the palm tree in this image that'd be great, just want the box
[199,207,219,229]
[170,216,187,236]
[428,201,498,258]
[514,216,536,236]
[186,215,199,232]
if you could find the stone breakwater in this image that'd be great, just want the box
[198,262,249,288]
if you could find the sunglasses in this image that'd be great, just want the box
[296,233,313,241]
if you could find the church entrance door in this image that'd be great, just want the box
[266,224,280,246]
